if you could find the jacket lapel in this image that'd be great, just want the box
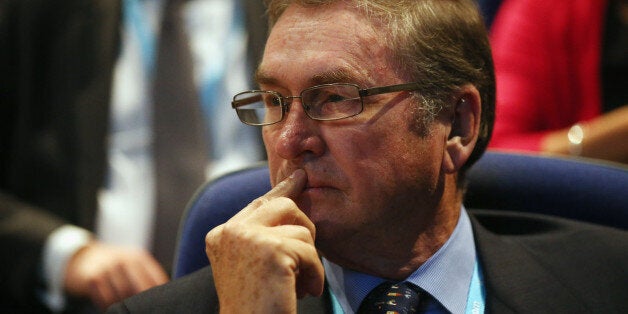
[470,211,588,313]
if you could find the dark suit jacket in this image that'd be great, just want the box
[106,210,628,313]
[0,0,267,312]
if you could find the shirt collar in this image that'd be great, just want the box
[323,206,476,314]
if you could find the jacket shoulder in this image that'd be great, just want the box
[107,267,218,314]
[471,209,628,313]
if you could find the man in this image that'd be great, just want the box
[0,0,266,312]
[108,0,628,313]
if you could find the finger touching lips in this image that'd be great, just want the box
[266,169,308,200]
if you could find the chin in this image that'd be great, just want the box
[313,221,358,263]
[300,199,357,240]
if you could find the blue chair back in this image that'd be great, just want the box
[173,152,628,278]
[465,152,628,228]
[174,165,270,278]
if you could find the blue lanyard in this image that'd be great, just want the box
[465,259,486,313]
[330,290,344,314]
[123,0,158,77]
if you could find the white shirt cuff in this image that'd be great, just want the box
[41,225,92,312]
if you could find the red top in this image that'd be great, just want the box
[488,0,607,151]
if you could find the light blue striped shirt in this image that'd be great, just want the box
[323,206,478,313]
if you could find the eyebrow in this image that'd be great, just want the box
[254,68,278,87]
[311,69,358,85]
[254,67,364,89]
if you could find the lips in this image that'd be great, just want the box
[304,177,329,190]
[302,173,343,200]
[277,167,336,192]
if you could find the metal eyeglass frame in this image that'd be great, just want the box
[231,82,421,126]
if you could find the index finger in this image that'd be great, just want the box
[230,169,307,220]
[264,169,307,200]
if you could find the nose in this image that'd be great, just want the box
[268,98,326,161]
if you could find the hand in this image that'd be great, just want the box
[542,105,628,163]
[64,241,169,309]
[205,169,325,314]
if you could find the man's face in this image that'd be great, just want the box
[259,3,451,256]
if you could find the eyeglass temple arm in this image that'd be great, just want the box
[360,82,421,97]
[232,94,263,108]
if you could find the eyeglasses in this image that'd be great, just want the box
[231,82,421,126]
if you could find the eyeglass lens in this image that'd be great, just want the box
[233,84,363,125]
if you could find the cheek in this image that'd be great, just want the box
[326,129,400,194]
[338,122,444,198]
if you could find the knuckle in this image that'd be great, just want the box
[268,197,298,216]
[249,197,269,208]
[205,222,251,252]
[87,274,104,289]
[205,225,222,243]
[216,221,244,239]
[205,225,225,255]
[274,196,297,207]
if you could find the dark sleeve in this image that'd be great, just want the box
[106,267,220,314]
[0,1,66,310]
[0,0,117,311]
[107,302,131,314]
[0,193,66,312]
[106,266,333,314]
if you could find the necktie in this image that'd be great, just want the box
[358,281,423,314]
[152,0,209,272]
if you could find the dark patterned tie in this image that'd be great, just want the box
[152,0,209,272]
[358,281,423,314]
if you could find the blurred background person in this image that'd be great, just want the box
[0,0,266,312]
[488,0,628,163]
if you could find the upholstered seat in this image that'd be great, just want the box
[173,152,628,278]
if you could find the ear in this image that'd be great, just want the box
[442,85,481,173]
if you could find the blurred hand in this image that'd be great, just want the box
[542,105,628,163]
[64,241,169,309]
[205,169,325,314]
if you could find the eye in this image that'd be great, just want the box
[303,84,361,119]
[326,93,349,103]
[261,94,281,107]
[312,91,359,118]
[318,97,357,116]
[310,88,354,105]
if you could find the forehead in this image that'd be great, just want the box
[258,2,394,87]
